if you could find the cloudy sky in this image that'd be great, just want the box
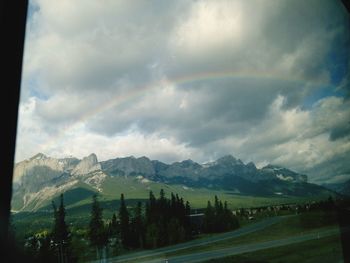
[16,0,350,184]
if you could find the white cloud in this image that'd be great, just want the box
[192,95,350,182]
[15,97,49,161]
[15,0,350,184]
[171,0,244,54]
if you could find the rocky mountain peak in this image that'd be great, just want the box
[180,159,200,167]
[100,155,156,178]
[87,153,98,163]
[71,153,100,176]
[182,159,195,164]
[11,152,329,212]
[30,153,48,161]
[216,155,243,166]
[138,156,151,162]
[246,161,257,169]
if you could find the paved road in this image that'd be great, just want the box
[106,215,291,263]
[141,227,342,263]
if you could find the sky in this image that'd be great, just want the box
[15,0,350,184]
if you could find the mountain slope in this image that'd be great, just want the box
[322,179,350,196]
[11,153,334,212]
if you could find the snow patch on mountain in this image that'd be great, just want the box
[141,178,151,184]
[202,161,217,168]
[276,174,294,181]
[135,175,151,184]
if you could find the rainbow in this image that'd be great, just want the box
[38,69,329,152]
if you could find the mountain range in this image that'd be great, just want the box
[12,153,334,212]
[321,180,350,196]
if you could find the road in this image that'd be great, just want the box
[141,227,342,263]
[106,215,291,263]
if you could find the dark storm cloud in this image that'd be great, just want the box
[17,0,350,183]
[329,122,350,141]
[306,152,350,184]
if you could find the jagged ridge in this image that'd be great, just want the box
[12,153,331,212]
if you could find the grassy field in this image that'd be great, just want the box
[202,234,344,263]
[99,176,336,210]
[12,205,344,263]
[11,175,340,259]
[155,210,339,259]
[106,210,343,263]
[12,176,335,240]
[45,175,334,212]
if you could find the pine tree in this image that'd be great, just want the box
[167,218,185,244]
[223,201,239,231]
[108,213,118,237]
[147,191,157,225]
[214,195,220,213]
[89,195,107,260]
[184,201,192,238]
[25,235,39,260]
[179,197,185,223]
[203,201,215,233]
[170,193,176,218]
[143,190,193,248]
[130,201,144,248]
[145,223,159,249]
[38,234,56,263]
[216,200,224,232]
[119,193,130,248]
[159,189,169,223]
[145,191,159,248]
[52,195,69,243]
[52,194,72,262]
[157,189,168,246]
[107,213,120,257]
[159,189,166,204]
[185,201,191,215]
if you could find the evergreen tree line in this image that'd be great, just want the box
[23,191,240,262]
[203,195,239,233]
[24,194,75,263]
[20,193,347,262]
[106,189,192,250]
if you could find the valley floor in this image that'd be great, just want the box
[92,211,345,263]
[13,196,349,263]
